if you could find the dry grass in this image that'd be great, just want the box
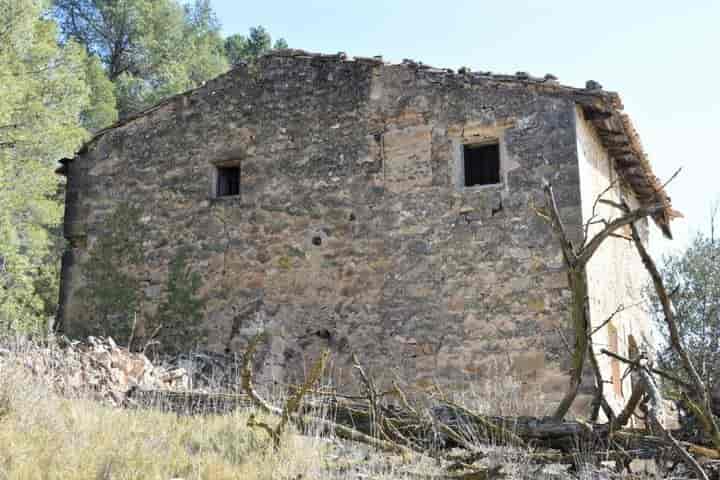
[0,352,450,479]
[0,362,330,480]
[0,341,658,479]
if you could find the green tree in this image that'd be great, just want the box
[80,203,145,341]
[81,54,118,132]
[653,211,720,388]
[54,0,229,117]
[224,25,288,67]
[0,0,91,333]
[223,34,248,67]
[153,248,206,353]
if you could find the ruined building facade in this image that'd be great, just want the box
[57,50,675,415]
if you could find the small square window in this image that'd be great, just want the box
[216,166,240,197]
[463,143,500,187]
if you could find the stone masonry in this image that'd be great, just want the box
[57,50,675,416]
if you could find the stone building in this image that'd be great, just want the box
[57,50,676,415]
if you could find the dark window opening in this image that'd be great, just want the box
[463,143,500,187]
[216,166,240,197]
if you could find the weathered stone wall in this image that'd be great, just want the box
[60,54,607,413]
[575,107,654,416]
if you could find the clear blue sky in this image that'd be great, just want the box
[212,0,720,255]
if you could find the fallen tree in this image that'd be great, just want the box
[238,334,720,467]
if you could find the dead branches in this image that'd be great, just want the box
[537,182,673,421]
[600,348,692,391]
[240,333,281,416]
[533,179,720,477]
[611,381,644,432]
[239,334,707,451]
[125,333,719,478]
[537,184,590,420]
[246,343,329,449]
[352,353,386,441]
[241,333,412,454]
[631,353,709,480]
[239,333,606,458]
[621,204,720,450]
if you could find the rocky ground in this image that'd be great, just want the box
[0,336,190,405]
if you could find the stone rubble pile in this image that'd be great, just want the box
[0,336,189,406]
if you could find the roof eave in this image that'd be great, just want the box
[579,101,679,239]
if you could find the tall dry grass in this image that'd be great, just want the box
[0,360,330,479]
[1,339,644,479]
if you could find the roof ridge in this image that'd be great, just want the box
[68,49,619,158]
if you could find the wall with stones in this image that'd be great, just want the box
[575,106,654,416]
[60,54,601,414]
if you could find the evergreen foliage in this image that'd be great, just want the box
[654,214,720,388]
[79,203,145,341]
[54,0,229,117]
[224,26,288,66]
[0,0,91,333]
[53,2,289,117]
[153,248,207,353]
[81,54,118,132]
[1,0,287,336]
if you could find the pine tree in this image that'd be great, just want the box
[81,55,118,132]
[224,26,288,67]
[0,0,91,332]
[54,0,229,117]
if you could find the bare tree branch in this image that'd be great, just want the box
[539,183,587,420]
[584,178,621,244]
[599,348,693,391]
[590,304,626,337]
[659,167,683,192]
[636,357,709,480]
[241,333,412,454]
[629,222,720,448]
[538,181,675,421]
[611,381,644,432]
[588,341,616,423]
[540,182,578,266]
[353,353,388,442]
[578,203,665,266]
